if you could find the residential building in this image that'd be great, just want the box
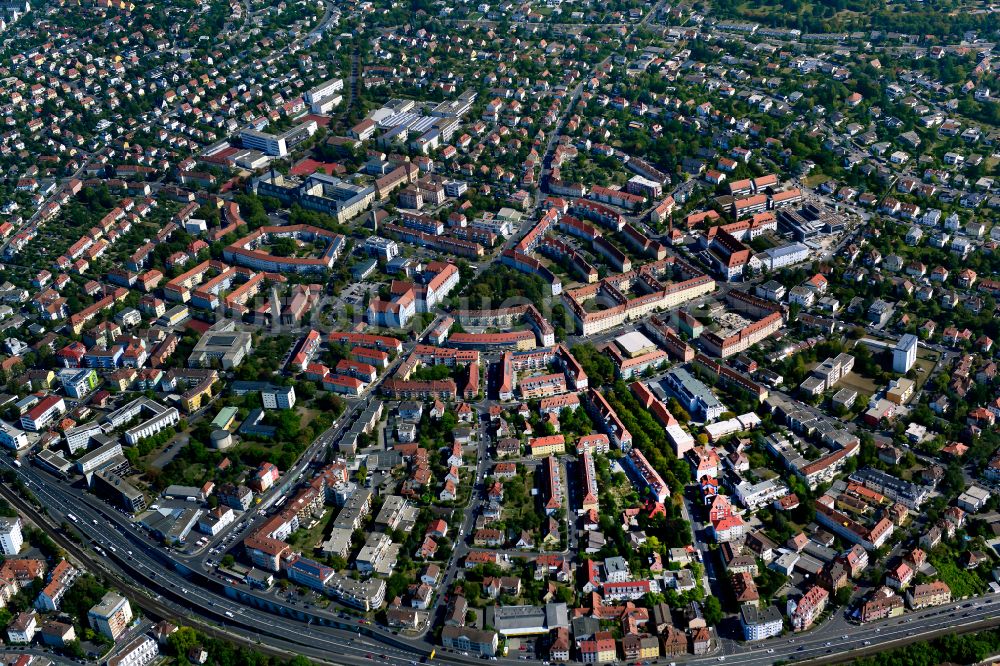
[88,592,133,640]
[441,626,498,657]
[893,334,918,373]
[740,605,783,641]
[790,586,828,632]
[906,581,951,610]
[107,634,159,666]
[7,611,38,644]
[0,517,23,555]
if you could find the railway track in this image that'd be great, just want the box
[0,484,338,665]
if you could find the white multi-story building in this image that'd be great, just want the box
[304,78,345,113]
[663,367,725,422]
[355,533,393,574]
[740,605,783,641]
[893,334,918,374]
[422,261,460,310]
[0,421,28,451]
[88,592,133,640]
[19,395,66,431]
[304,80,345,104]
[0,517,23,555]
[64,422,103,454]
[262,385,296,410]
[240,128,287,157]
[76,441,124,475]
[327,572,385,611]
[198,506,235,536]
[732,478,788,510]
[364,236,399,261]
[6,612,37,644]
[603,556,631,583]
[107,634,158,666]
[58,368,98,399]
[106,398,180,446]
[757,242,810,271]
[125,407,179,445]
[116,308,142,327]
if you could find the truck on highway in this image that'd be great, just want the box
[67,513,78,523]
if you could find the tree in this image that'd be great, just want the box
[385,572,409,601]
[703,596,723,626]
[64,640,85,660]
[167,626,200,657]
[61,574,107,627]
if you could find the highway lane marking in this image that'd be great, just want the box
[8,467,404,664]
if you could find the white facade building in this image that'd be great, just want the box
[0,517,23,555]
[893,334,918,374]
[262,385,296,410]
[740,605,783,641]
[757,242,810,270]
[0,421,29,451]
[107,635,159,666]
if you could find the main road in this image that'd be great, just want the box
[11,445,1000,666]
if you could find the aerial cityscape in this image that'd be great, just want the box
[0,0,998,664]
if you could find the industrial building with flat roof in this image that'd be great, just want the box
[484,603,568,636]
[188,320,253,369]
[663,366,725,422]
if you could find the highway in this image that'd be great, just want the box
[0,458,436,666]
[12,445,1000,666]
[0,321,501,666]
[706,595,1000,666]
[3,265,1000,665]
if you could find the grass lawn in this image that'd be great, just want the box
[287,508,335,552]
[607,478,639,507]
[836,371,879,396]
[749,233,779,252]
[803,172,828,188]
[911,355,938,392]
[930,551,988,599]
[299,408,321,429]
